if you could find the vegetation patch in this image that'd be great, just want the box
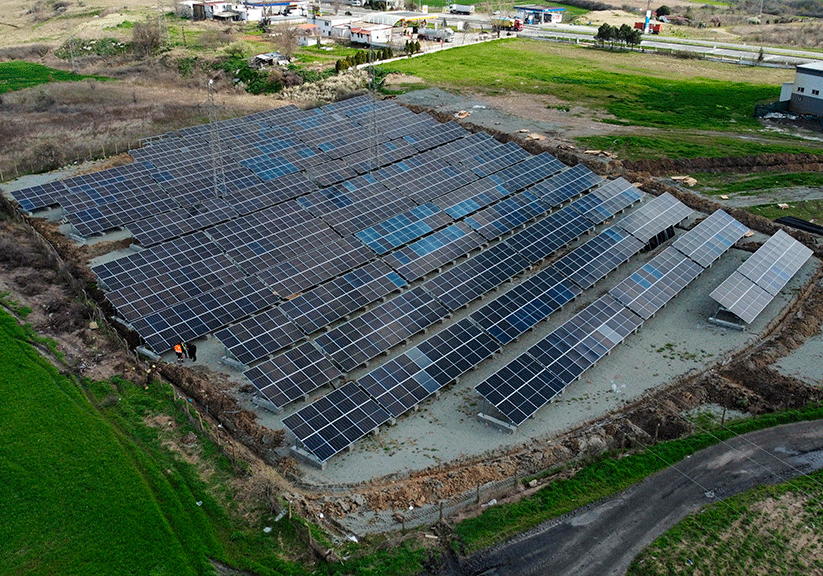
[576,134,821,160]
[0,61,100,94]
[628,469,823,575]
[693,172,823,195]
[453,402,823,552]
[750,199,823,223]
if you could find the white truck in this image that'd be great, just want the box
[448,3,475,15]
[419,27,455,42]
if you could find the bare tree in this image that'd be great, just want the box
[132,18,161,58]
[271,22,299,59]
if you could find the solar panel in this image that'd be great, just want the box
[315,287,448,372]
[469,141,532,177]
[609,246,704,319]
[552,226,645,291]
[11,180,68,212]
[243,342,343,410]
[133,276,275,352]
[129,198,238,247]
[530,163,603,206]
[615,192,692,243]
[106,254,244,323]
[222,172,315,215]
[709,271,774,324]
[504,205,595,264]
[359,318,500,417]
[215,306,304,365]
[736,229,813,296]
[470,266,581,344]
[257,235,374,297]
[488,152,566,194]
[383,223,486,282]
[464,191,550,240]
[572,177,645,225]
[279,261,407,335]
[355,204,453,255]
[672,209,749,268]
[421,241,530,311]
[433,177,509,219]
[282,382,391,462]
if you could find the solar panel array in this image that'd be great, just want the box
[710,229,812,323]
[475,206,759,428]
[18,96,769,463]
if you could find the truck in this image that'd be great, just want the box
[419,27,455,42]
[491,16,523,32]
[634,21,661,34]
[449,3,475,15]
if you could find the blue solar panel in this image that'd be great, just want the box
[504,205,596,264]
[464,191,550,240]
[355,203,453,255]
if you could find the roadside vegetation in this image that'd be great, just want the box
[628,468,823,575]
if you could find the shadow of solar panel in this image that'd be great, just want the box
[470,266,581,344]
[609,247,703,319]
[258,236,374,297]
[671,209,749,268]
[279,261,407,335]
[383,223,485,282]
[315,287,448,372]
[107,254,244,323]
[215,306,304,365]
[736,229,812,296]
[710,271,773,324]
[553,226,645,291]
[133,276,275,352]
[465,191,550,240]
[421,241,530,311]
[282,382,391,462]
[505,205,595,264]
[615,192,692,243]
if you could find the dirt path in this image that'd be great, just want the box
[453,419,823,576]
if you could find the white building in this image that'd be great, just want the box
[350,23,393,46]
[309,14,359,37]
[781,61,823,116]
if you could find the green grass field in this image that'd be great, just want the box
[382,39,778,131]
[0,61,98,94]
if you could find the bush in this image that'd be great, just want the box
[132,19,160,58]
[656,5,671,16]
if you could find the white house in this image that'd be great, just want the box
[782,61,823,116]
[350,23,393,46]
[309,14,359,37]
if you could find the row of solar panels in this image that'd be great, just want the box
[283,207,760,461]
[92,140,605,353]
[240,177,653,409]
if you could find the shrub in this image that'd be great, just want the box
[132,19,160,58]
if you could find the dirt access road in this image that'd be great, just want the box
[452,420,823,576]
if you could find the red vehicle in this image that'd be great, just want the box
[634,21,661,34]
[492,17,524,32]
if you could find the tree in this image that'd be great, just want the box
[132,18,160,58]
[271,22,299,60]
[595,23,614,47]
[656,5,671,16]
[627,28,643,50]
[617,23,633,47]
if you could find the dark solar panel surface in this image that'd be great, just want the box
[215,306,304,365]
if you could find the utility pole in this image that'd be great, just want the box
[208,78,226,198]
[157,0,169,47]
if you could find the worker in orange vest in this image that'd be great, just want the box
[174,342,184,362]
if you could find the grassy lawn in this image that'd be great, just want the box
[749,199,823,222]
[382,39,782,131]
[627,469,823,575]
[692,172,823,195]
[0,61,99,94]
[576,134,823,160]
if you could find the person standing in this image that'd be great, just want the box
[174,342,184,362]
[187,342,197,362]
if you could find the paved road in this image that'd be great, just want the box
[457,420,823,576]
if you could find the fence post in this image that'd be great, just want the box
[475,483,481,504]
[439,500,444,523]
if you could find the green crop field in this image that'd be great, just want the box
[0,61,100,94]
